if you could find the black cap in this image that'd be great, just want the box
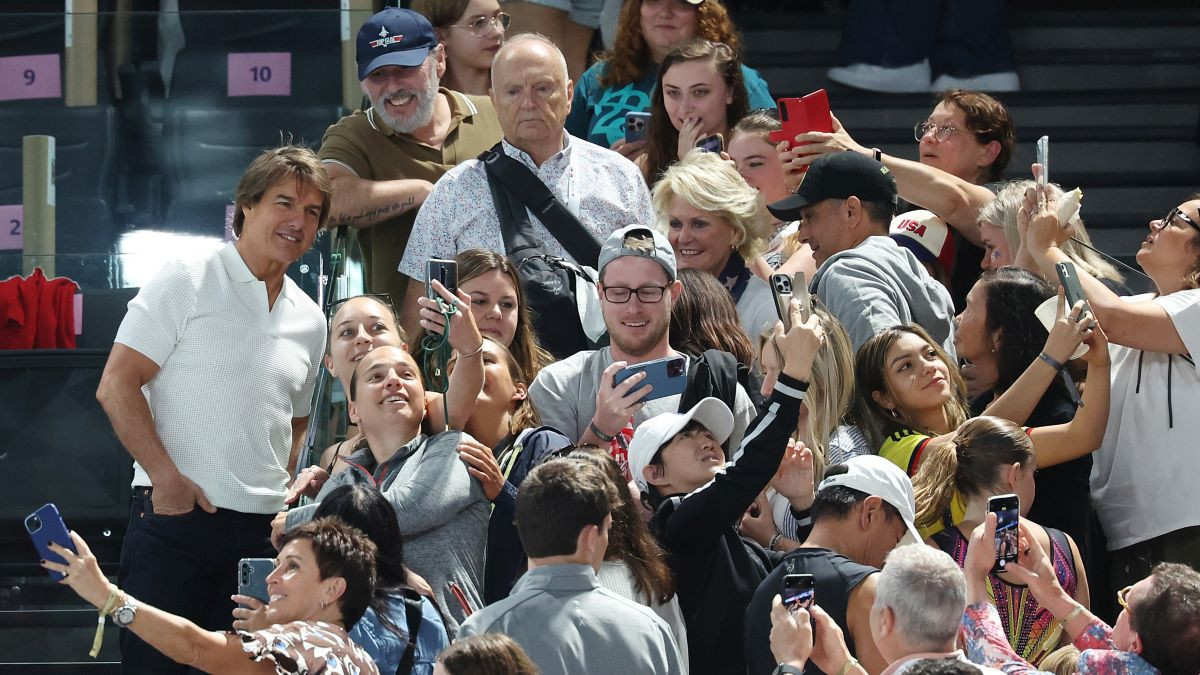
[767,152,898,221]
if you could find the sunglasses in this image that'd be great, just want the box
[1116,584,1134,610]
[325,292,394,316]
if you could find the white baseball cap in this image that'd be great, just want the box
[627,397,734,494]
[818,455,922,544]
[890,209,954,277]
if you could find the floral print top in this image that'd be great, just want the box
[238,621,380,675]
[961,602,1159,675]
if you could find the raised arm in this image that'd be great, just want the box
[1025,185,1191,353]
[1029,323,1111,468]
[322,161,431,230]
[780,116,992,245]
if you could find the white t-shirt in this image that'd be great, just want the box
[1093,288,1200,549]
[115,243,326,514]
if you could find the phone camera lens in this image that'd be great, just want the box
[28,516,41,531]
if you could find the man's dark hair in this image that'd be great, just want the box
[278,517,377,628]
[1130,562,1200,675]
[516,458,618,558]
[902,658,981,675]
[860,198,897,228]
[811,464,901,524]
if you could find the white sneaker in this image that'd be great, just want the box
[932,71,1020,93]
[826,60,931,93]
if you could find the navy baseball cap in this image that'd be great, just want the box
[768,152,898,221]
[356,8,439,80]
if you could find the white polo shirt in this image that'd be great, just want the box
[1093,288,1200,549]
[115,243,326,514]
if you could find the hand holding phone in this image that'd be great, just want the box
[26,503,76,581]
[988,494,1020,572]
[783,573,815,612]
[238,558,274,608]
[770,274,794,331]
[613,355,688,403]
[768,89,833,152]
[1055,262,1091,319]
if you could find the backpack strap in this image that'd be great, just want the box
[395,587,425,675]
[478,142,601,266]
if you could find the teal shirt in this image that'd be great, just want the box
[565,60,775,147]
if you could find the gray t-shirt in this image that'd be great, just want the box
[528,347,757,448]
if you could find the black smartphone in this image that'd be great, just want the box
[25,503,76,582]
[988,493,1020,572]
[770,273,794,331]
[783,573,815,612]
[238,558,274,607]
[1055,261,1090,318]
[613,355,688,402]
[625,111,651,144]
[696,133,724,153]
[426,258,458,302]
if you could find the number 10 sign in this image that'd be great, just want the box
[228,52,292,97]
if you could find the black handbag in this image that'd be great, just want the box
[478,143,606,359]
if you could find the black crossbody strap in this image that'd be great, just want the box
[480,149,541,256]
[478,143,601,267]
[395,588,425,675]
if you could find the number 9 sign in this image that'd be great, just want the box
[0,54,61,101]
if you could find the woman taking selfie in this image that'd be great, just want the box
[45,519,379,673]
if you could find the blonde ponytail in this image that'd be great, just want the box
[913,437,962,529]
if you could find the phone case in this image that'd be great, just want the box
[1055,262,1090,314]
[768,97,810,149]
[696,133,724,153]
[238,558,274,606]
[426,259,459,300]
[792,271,812,323]
[1036,136,1049,187]
[625,112,651,144]
[771,274,794,329]
[613,356,688,402]
[25,503,76,581]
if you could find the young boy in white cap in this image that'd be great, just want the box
[626,301,824,675]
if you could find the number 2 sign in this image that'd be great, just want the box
[228,52,292,97]
[0,54,62,102]
[0,205,23,251]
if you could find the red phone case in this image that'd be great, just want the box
[769,89,833,173]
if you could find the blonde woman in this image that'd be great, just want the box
[652,149,777,337]
[979,180,1128,294]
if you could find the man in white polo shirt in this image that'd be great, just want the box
[96,146,329,673]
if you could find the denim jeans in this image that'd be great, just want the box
[117,486,274,674]
[838,0,1015,77]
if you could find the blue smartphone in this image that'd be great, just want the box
[25,503,76,581]
[613,355,687,402]
[625,111,651,144]
[238,558,274,607]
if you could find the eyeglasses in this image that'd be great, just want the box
[1153,207,1200,233]
[449,12,511,37]
[913,121,959,143]
[602,285,669,304]
[325,292,394,317]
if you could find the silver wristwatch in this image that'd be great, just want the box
[111,594,138,627]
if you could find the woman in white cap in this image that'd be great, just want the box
[626,301,823,675]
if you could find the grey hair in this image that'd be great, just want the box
[874,545,966,652]
[490,32,569,83]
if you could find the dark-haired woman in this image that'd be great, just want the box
[312,485,449,675]
[435,633,539,675]
[566,0,772,154]
[571,447,689,670]
[953,267,1097,555]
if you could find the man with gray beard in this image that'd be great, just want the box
[319,7,502,305]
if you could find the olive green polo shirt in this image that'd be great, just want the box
[318,88,502,301]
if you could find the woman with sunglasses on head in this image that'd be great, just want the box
[566,0,773,161]
[1023,189,1200,603]
[311,289,484,478]
[411,0,509,96]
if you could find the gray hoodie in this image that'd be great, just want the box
[811,235,956,358]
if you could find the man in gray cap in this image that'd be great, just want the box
[319,7,502,308]
[768,152,956,355]
[529,225,757,474]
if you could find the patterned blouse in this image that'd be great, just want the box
[962,602,1160,675]
[238,621,380,675]
[934,523,1077,665]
